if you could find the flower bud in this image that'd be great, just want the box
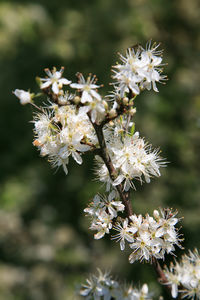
[74,96,81,104]
[109,121,114,126]
[123,97,129,105]
[129,108,136,116]
[141,284,148,294]
[13,89,33,105]
[153,210,160,219]
[109,108,117,118]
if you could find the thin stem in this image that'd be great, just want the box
[30,102,44,113]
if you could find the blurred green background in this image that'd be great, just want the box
[0,0,200,299]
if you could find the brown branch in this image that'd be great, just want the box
[91,120,133,216]
[43,84,178,298]
[152,258,183,299]
[41,82,181,298]
[91,114,179,298]
[152,258,172,294]
[101,101,133,127]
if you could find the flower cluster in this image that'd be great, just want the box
[79,269,153,300]
[96,130,165,191]
[112,208,182,263]
[112,42,166,97]
[70,73,106,124]
[84,194,182,264]
[13,43,166,181]
[164,249,200,299]
[33,103,97,174]
[13,41,185,297]
[84,191,124,239]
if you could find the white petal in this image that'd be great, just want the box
[152,56,162,66]
[72,151,82,164]
[82,91,93,103]
[62,164,68,175]
[54,71,62,79]
[59,78,71,85]
[91,109,97,123]
[113,175,124,186]
[108,190,116,201]
[152,81,159,92]
[90,84,100,89]
[120,239,125,251]
[70,83,84,89]
[52,82,59,94]
[91,89,101,100]
[72,132,83,143]
[41,81,51,89]
[94,231,105,239]
[129,82,140,95]
[76,144,91,152]
[78,107,89,117]
[44,69,52,77]
[171,283,178,298]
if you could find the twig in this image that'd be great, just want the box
[90,119,133,217]
[152,258,172,294]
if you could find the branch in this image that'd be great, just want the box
[91,112,179,298]
[91,120,133,216]
[42,82,178,299]
[152,258,172,294]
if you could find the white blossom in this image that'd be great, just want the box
[13,89,32,105]
[112,42,166,97]
[70,73,101,103]
[79,269,153,300]
[84,192,125,240]
[111,218,136,251]
[111,209,182,263]
[79,269,117,300]
[96,131,165,191]
[164,249,200,299]
[33,104,97,174]
[84,99,106,124]
[40,67,71,94]
[92,211,113,239]
[57,91,75,105]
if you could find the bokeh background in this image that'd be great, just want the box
[0,0,200,299]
